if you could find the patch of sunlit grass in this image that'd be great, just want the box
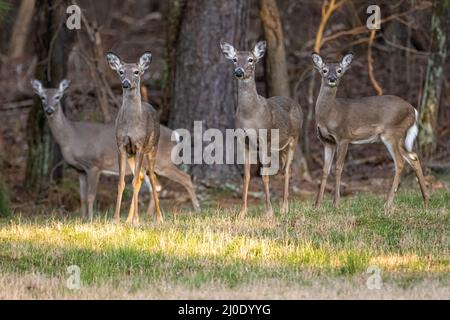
[0,189,448,292]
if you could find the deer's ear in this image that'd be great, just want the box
[31,79,44,96]
[106,52,122,71]
[252,41,266,60]
[139,52,152,72]
[219,41,236,60]
[340,53,354,70]
[58,79,71,94]
[312,52,325,70]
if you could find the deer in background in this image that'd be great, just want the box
[31,79,200,221]
[106,51,163,224]
[311,52,429,214]
[220,41,303,218]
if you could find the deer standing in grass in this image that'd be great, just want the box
[311,52,429,214]
[220,41,303,218]
[107,51,162,224]
[31,79,199,221]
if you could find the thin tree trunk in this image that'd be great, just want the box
[419,0,449,157]
[161,0,185,124]
[0,173,9,217]
[169,0,249,186]
[258,0,290,97]
[8,0,36,59]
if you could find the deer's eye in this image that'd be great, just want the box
[54,96,60,100]
[119,70,124,75]
[337,69,342,74]
[248,58,254,63]
[134,70,140,76]
[323,69,328,75]
[233,58,237,63]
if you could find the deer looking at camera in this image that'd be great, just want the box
[220,41,303,218]
[31,79,199,221]
[107,51,162,224]
[311,52,429,214]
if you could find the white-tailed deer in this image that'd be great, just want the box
[106,51,163,224]
[31,79,200,221]
[220,41,303,218]
[311,52,429,214]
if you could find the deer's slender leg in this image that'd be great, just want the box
[157,164,200,212]
[132,171,145,225]
[262,170,274,217]
[401,150,429,207]
[382,137,405,214]
[238,146,251,219]
[281,141,295,214]
[126,152,144,225]
[114,147,127,224]
[334,140,349,207]
[148,154,163,223]
[78,172,88,220]
[145,173,156,217]
[86,168,100,222]
[315,144,336,208]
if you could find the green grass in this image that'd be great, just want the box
[0,189,448,297]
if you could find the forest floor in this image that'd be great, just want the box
[0,177,448,300]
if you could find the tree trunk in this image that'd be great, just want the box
[419,0,449,157]
[258,0,290,98]
[7,0,36,59]
[169,0,249,186]
[161,0,185,125]
[25,0,74,194]
[0,173,9,217]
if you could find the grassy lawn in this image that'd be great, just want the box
[0,189,449,299]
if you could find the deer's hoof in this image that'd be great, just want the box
[237,210,247,220]
[281,204,289,215]
[125,217,134,225]
[424,195,430,208]
[384,203,393,216]
[265,208,274,218]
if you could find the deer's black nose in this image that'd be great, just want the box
[234,68,245,79]
[45,107,55,115]
[122,80,131,89]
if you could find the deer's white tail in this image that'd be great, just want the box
[405,109,419,153]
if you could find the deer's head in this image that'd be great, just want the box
[106,51,152,90]
[220,41,266,80]
[311,52,354,88]
[31,79,70,116]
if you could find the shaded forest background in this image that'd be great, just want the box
[0,0,448,216]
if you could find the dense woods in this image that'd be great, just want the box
[0,0,449,215]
